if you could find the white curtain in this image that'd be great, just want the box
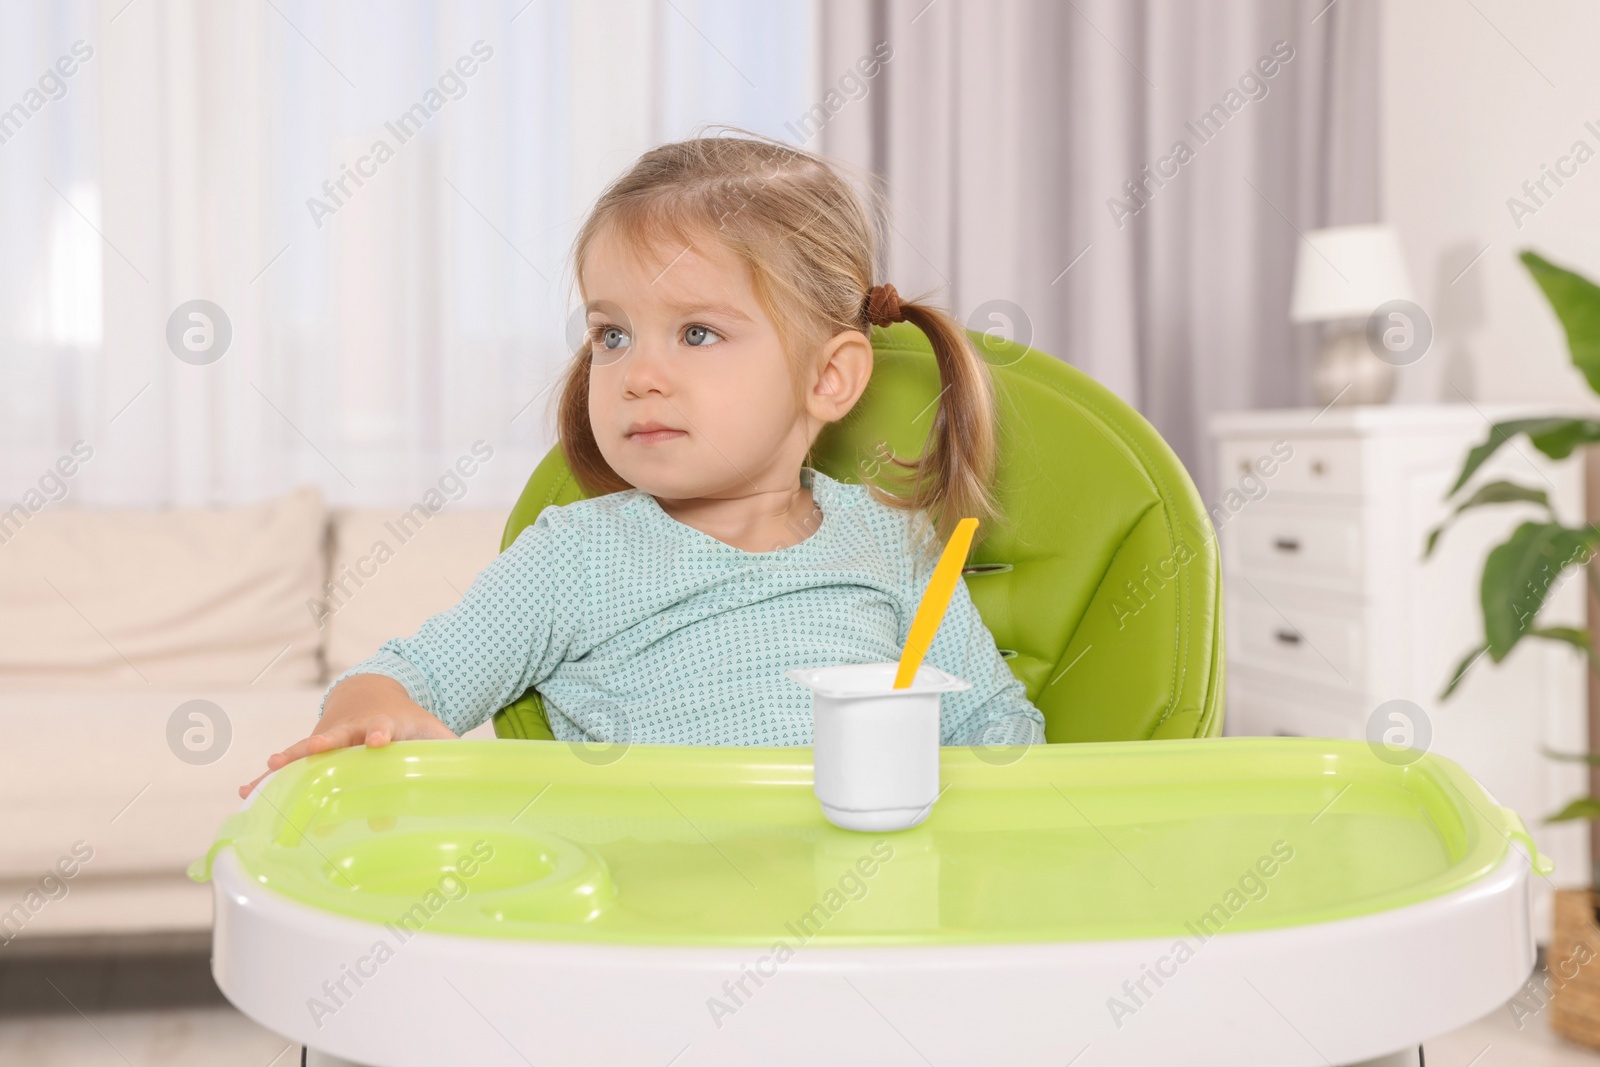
[2,0,1380,509]
[0,0,817,508]
[817,0,1381,502]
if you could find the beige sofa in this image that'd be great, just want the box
[0,487,506,945]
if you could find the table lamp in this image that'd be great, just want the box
[1290,224,1416,405]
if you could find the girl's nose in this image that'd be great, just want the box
[620,335,672,397]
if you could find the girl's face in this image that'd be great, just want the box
[582,227,833,502]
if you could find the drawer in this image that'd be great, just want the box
[1223,671,1366,740]
[1222,507,1363,586]
[1228,586,1364,690]
[1219,435,1362,497]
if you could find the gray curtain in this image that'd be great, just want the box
[817,0,1381,502]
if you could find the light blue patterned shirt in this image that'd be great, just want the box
[323,467,1046,747]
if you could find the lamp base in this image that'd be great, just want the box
[1311,328,1396,405]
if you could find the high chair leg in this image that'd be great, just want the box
[1343,1047,1423,1067]
[302,1046,373,1067]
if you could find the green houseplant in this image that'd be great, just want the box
[1429,251,1600,807]
[1427,250,1600,1047]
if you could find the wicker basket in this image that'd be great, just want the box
[1550,888,1600,1047]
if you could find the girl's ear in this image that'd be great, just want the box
[807,328,874,425]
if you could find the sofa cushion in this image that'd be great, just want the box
[0,487,326,689]
[323,508,507,678]
[0,688,322,877]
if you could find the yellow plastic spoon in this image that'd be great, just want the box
[893,517,980,689]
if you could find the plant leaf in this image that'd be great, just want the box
[1527,418,1600,460]
[1523,249,1600,395]
[1445,417,1600,497]
[1424,480,1552,558]
[1530,625,1597,655]
[1457,480,1551,512]
[1543,745,1600,766]
[1480,521,1600,660]
[1546,796,1600,823]
[1438,641,1489,701]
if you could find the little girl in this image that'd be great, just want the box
[241,131,1045,797]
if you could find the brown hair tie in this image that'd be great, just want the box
[864,283,906,326]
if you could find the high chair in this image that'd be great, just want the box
[196,325,1541,1067]
[491,321,1225,744]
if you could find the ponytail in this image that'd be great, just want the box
[857,284,1000,559]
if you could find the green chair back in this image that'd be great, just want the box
[493,322,1224,743]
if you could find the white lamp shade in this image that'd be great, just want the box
[1289,224,1415,323]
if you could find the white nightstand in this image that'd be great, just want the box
[1210,404,1589,937]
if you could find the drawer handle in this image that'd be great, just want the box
[1274,629,1302,646]
[1311,459,1326,476]
[1272,537,1301,553]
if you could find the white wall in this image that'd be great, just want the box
[1382,0,1600,410]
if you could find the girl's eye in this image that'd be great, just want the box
[588,324,630,351]
[684,324,723,348]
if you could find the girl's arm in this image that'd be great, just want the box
[238,673,454,797]
[917,572,1046,747]
[238,509,586,796]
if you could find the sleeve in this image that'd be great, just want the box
[922,576,1046,746]
[900,526,1045,747]
[318,506,586,736]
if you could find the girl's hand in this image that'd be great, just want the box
[238,673,457,799]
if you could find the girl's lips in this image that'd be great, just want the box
[628,429,687,445]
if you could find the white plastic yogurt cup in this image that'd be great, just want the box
[785,662,971,832]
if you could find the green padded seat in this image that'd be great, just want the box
[493,322,1224,743]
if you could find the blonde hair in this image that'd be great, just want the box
[557,126,999,550]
